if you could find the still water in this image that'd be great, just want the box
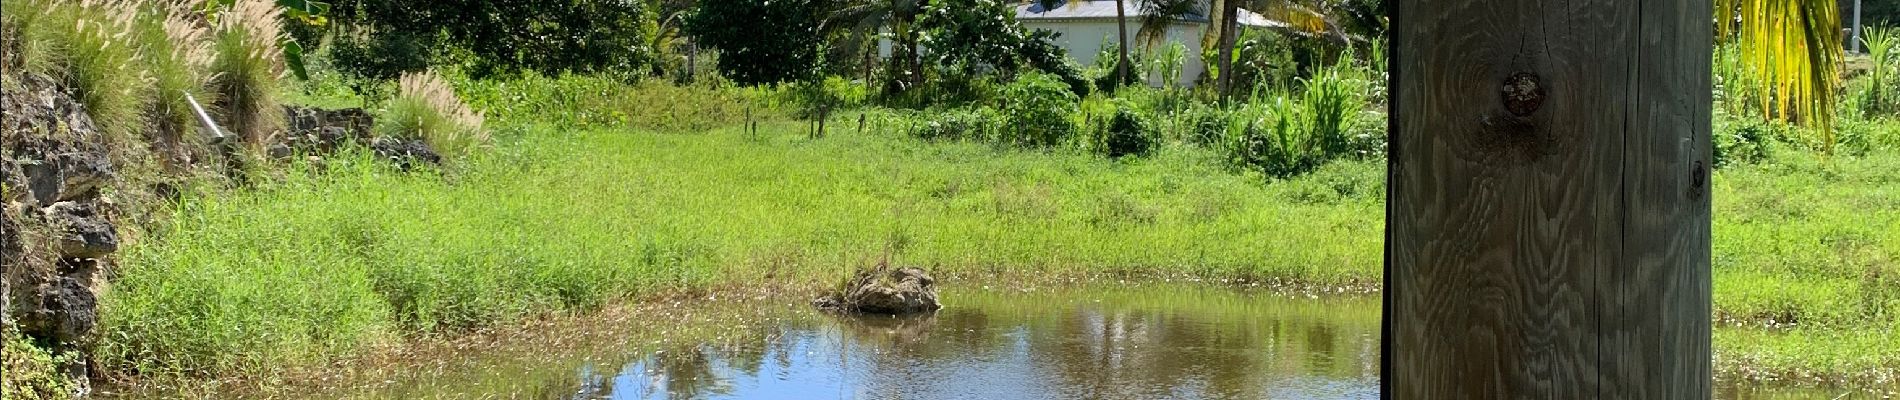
[171,283,1870,399]
[562,285,1381,399]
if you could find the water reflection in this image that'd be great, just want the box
[580,285,1383,399]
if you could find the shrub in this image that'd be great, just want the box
[379,70,488,159]
[996,72,1079,148]
[1180,104,1231,147]
[1095,100,1157,158]
[210,0,288,152]
[913,108,998,142]
[1713,111,1775,167]
[1225,97,1312,178]
[1299,65,1362,159]
[789,76,870,118]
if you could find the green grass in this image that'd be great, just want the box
[95,120,1385,379]
[96,109,1900,385]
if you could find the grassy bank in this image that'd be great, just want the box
[96,121,1385,381]
[98,114,1900,387]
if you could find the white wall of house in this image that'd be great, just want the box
[1023,19,1207,88]
[876,20,1210,88]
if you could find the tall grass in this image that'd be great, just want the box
[95,122,1385,379]
[131,0,217,166]
[4,0,149,145]
[1859,27,1898,116]
[380,70,488,159]
[209,0,286,152]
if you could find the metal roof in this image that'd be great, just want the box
[1016,1,1210,23]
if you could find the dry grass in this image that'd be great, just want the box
[136,0,218,169]
[381,69,488,159]
[210,0,286,153]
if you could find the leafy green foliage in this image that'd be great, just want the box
[1096,100,1158,158]
[996,72,1080,148]
[685,0,828,86]
[913,108,998,141]
[915,0,1082,97]
[1,328,77,400]
[327,0,659,78]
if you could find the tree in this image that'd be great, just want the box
[685,0,832,86]
[325,0,660,78]
[826,0,926,85]
[1718,0,1845,152]
[1116,0,1132,87]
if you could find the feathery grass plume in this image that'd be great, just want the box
[5,0,150,145]
[131,0,217,167]
[381,69,488,159]
[210,0,286,153]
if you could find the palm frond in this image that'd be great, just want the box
[1718,0,1844,152]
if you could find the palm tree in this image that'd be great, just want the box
[1204,0,1336,100]
[827,0,927,85]
[1718,0,1845,152]
[1117,0,1133,87]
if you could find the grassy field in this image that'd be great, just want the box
[96,120,1386,381]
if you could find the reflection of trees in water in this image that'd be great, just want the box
[562,289,1379,399]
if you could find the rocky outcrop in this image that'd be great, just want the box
[3,74,115,207]
[46,201,117,259]
[814,264,943,315]
[3,73,119,397]
[283,106,374,155]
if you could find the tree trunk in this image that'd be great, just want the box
[1853,0,1864,53]
[1115,0,1132,87]
[1216,0,1239,101]
[1387,0,1712,397]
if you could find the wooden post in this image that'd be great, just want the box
[1386,0,1712,397]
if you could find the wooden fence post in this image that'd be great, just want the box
[1385,0,1712,398]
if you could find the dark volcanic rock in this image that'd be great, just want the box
[2,74,114,206]
[370,137,442,169]
[18,276,97,342]
[815,264,942,315]
[44,201,116,259]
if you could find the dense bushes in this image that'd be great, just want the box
[997,72,1080,148]
[1096,100,1157,158]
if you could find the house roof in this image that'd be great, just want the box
[1016,1,1287,28]
[1016,1,1210,23]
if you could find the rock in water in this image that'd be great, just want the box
[815,266,942,314]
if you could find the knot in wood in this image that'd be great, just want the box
[1502,72,1545,116]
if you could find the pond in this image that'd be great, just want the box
[578,285,1384,400]
[133,283,1878,399]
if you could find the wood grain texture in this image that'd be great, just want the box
[1386,0,1712,397]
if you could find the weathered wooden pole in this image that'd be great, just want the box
[1385,0,1712,397]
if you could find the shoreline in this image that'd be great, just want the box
[92,274,1894,398]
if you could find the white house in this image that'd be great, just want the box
[880,1,1287,88]
[1017,0,1287,87]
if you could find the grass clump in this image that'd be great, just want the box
[209,0,286,152]
[380,69,488,159]
[130,0,218,166]
[4,0,148,144]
